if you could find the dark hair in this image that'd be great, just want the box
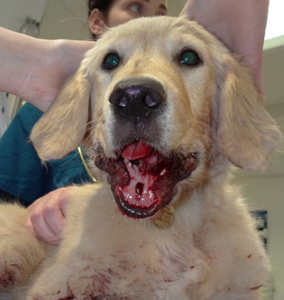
[88,0,115,16]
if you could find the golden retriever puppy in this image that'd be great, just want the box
[0,16,282,300]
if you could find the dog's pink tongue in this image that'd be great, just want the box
[122,141,151,160]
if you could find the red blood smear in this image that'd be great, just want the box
[122,141,152,160]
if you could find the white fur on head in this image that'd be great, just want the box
[30,17,282,170]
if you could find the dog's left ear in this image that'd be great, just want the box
[30,60,91,161]
[216,56,282,170]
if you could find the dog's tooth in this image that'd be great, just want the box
[133,164,139,171]
[160,169,167,176]
[124,158,132,168]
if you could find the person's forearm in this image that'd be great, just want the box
[0,27,50,100]
[0,27,94,111]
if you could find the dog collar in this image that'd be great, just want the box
[78,146,98,183]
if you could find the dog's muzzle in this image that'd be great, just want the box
[94,78,198,219]
[108,78,167,149]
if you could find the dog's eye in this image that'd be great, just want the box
[102,53,120,70]
[179,50,201,66]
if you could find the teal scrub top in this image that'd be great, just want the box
[0,103,92,204]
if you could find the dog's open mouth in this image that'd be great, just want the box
[95,140,198,219]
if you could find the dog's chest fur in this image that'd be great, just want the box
[26,185,210,300]
[70,239,201,300]
[76,205,204,298]
[24,184,266,300]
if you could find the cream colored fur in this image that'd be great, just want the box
[0,16,282,300]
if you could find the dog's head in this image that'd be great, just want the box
[31,16,282,219]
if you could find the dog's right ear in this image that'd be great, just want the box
[215,55,282,170]
[30,60,91,161]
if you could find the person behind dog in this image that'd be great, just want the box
[0,0,168,245]
[0,0,269,245]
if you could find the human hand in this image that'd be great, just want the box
[25,186,75,245]
[180,0,269,94]
[29,39,95,111]
[22,39,95,111]
[0,27,94,111]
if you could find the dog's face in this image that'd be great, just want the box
[88,17,216,218]
[31,16,282,219]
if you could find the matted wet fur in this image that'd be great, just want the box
[0,16,282,300]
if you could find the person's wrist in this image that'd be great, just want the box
[52,39,95,79]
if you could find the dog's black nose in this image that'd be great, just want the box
[109,79,166,121]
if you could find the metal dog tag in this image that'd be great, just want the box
[152,205,175,229]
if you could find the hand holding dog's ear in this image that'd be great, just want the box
[0,27,94,111]
[181,0,268,94]
[30,57,92,161]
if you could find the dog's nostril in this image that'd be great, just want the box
[118,97,127,107]
[109,93,128,107]
[143,94,161,109]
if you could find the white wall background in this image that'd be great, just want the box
[39,0,90,40]
[0,0,46,30]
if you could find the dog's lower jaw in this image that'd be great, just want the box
[94,141,198,220]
